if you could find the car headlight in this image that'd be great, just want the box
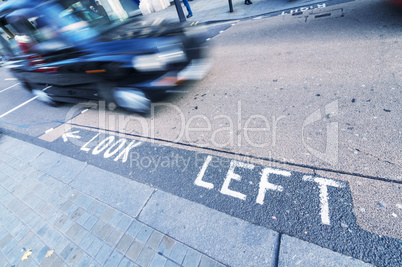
[133,49,187,72]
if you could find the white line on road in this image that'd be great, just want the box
[303,175,345,225]
[4,78,17,80]
[0,96,38,119]
[0,83,20,93]
[195,155,214,189]
[0,86,51,119]
[45,128,54,134]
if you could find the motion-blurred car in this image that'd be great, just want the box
[0,0,209,113]
[387,0,402,7]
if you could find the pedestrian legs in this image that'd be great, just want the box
[182,0,193,17]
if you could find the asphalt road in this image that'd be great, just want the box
[0,0,401,265]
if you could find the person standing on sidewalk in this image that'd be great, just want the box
[183,0,193,18]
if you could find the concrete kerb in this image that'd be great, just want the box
[199,6,319,25]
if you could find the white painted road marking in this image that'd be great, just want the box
[0,83,20,93]
[0,96,39,119]
[221,160,254,200]
[303,175,345,225]
[257,168,290,205]
[281,3,327,15]
[0,86,51,119]
[4,78,17,80]
[194,155,214,189]
[62,130,81,142]
[78,132,142,163]
[195,155,347,225]
[45,128,54,134]
[81,133,100,152]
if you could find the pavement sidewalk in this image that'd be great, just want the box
[0,134,374,266]
[142,0,329,24]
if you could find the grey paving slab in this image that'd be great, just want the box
[135,225,153,244]
[139,190,279,267]
[0,234,14,251]
[116,215,132,232]
[5,242,21,265]
[126,240,144,261]
[91,219,107,235]
[278,234,374,267]
[87,237,104,258]
[116,234,134,254]
[66,223,83,239]
[75,194,95,210]
[107,228,124,246]
[60,242,76,260]
[136,246,155,267]
[158,236,175,256]
[0,135,45,163]
[165,260,181,267]
[69,165,154,217]
[66,247,85,265]
[98,223,114,240]
[93,204,107,217]
[76,211,91,225]
[54,236,70,255]
[182,248,202,267]
[149,253,167,267]
[60,200,74,213]
[83,215,99,230]
[36,245,50,263]
[87,200,101,212]
[77,254,92,267]
[79,232,97,250]
[59,185,74,198]
[72,227,88,244]
[95,243,113,265]
[199,255,218,267]
[127,220,142,238]
[146,230,164,250]
[118,256,136,267]
[51,256,65,266]
[104,249,124,267]
[70,207,85,221]
[40,254,57,267]
[59,219,75,234]
[109,211,124,226]
[30,150,87,184]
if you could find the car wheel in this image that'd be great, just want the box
[32,89,59,107]
[113,89,151,113]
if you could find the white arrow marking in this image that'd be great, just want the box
[62,131,81,142]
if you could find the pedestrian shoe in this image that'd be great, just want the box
[187,14,193,18]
